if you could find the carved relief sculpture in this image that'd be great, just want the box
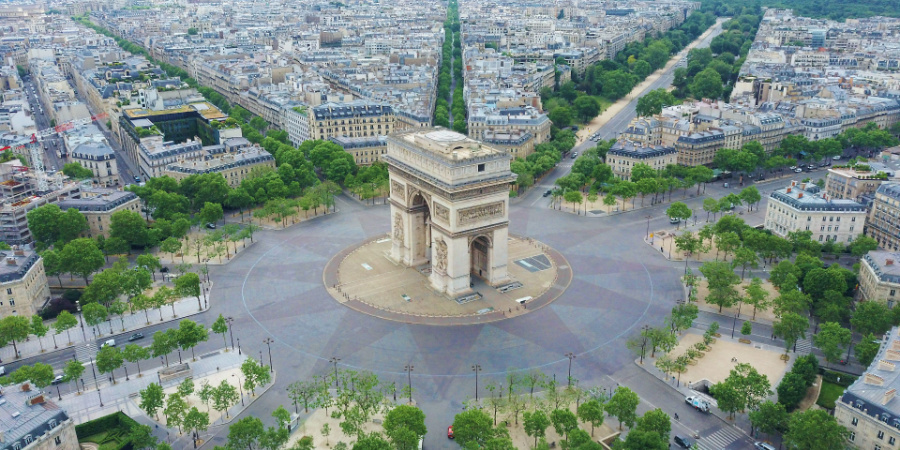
[457,202,505,226]
[392,180,406,201]
[434,238,448,273]
[434,202,450,222]
[393,213,404,242]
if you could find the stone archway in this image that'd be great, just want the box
[385,128,516,297]
[470,235,491,281]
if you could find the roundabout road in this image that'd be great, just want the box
[207,192,685,448]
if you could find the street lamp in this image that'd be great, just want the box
[404,364,414,404]
[89,356,99,389]
[565,352,576,386]
[645,215,652,242]
[263,338,274,372]
[639,325,650,364]
[731,301,744,339]
[76,300,87,340]
[237,338,241,355]
[232,374,245,406]
[97,388,103,407]
[471,364,481,401]
[226,317,235,350]
[330,357,341,388]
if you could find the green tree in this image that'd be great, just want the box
[0,315,30,357]
[63,359,85,392]
[383,405,427,450]
[855,332,882,366]
[452,409,499,448]
[123,343,150,378]
[212,314,229,350]
[849,235,878,257]
[550,409,579,444]
[213,380,240,419]
[175,272,202,310]
[774,312,809,353]
[699,261,740,312]
[183,407,210,445]
[749,400,788,439]
[96,345,124,383]
[199,202,224,226]
[784,409,849,450]
[573,96,601,123]
[635,88,677,117]
[548,107,573,128]
[109,209,149,247]
[241,357,271,395]
[140,383,165,419]
[606,386,639,430]
[54,310,78,345]
[743,277,770,319]
[635,408,670,443]
[852,301,893,336]
[175,319,208,361]
[813,322,852,365]
[30,315,49,353]
[136,253,162,281]
[739,186,762,211]
[524,410,551,447]
[577,399,605,436]
[690,68,724,99]
[228,416,264,449]
[60,238,105,284]
[665,202,692,228]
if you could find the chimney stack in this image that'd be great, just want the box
[888,259,895,266]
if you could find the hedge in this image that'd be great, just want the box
[75,411,139,449]
[820,368,858,387]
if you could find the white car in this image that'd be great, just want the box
[794,168,803,173]
[100,339,116,348]
[833,155,841,160]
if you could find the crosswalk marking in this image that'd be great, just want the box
[698,426,745,450]
[74,343,99,388]
[795,336,812,354]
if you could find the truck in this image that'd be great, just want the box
[685,395,710,412]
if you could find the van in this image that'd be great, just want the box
[516,296,532,305]
[754,443,776,450]
[100,339,116,348]
[0,366,5,376]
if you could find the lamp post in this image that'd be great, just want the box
[404,364,414,404]
[97,388,103,407]
[177,349,183,365]
[330,357,341,388]
[226,317,235,350]
[232,374,244,406]
[639,325,650,364]
[645,215,652,242]
[471,364,481,401]
[237,338,241,355]
[565,352,576,386]
[731,301,744,339]
[89,356,99,389]
[76,300,87,340]
[263,338,274,372]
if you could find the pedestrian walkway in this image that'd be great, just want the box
[58,345,247,424]
[0,284,212,363]
[75,343,99,389]
[698,425,745,450]
[795,336,813,354]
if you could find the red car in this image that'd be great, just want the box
[448,426,454,439]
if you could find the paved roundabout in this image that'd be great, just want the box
[222,195,681,383]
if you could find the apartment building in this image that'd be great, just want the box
[308,101,394,141]
[825,166,891,202]
[868,184,900,252]
[165,145,276,187]
[675,130,725,167]
[764,180,867,243]
[0,246,50,319]
[328,136,387,166]
[70,142,119,187]
[859,251,900,304]
[835,327,900,449]
[0,381,78,450]
[0,179,82,245]
[607,140,677,180]
[57,189,140,239]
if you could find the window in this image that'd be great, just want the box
[880,430,886,440]
[890,437,896,445]
[9,300,14,306]
[877,445,883,450]
[5,288,10,295]
[55,436,61,445]
[819,235,824,241]
[477,164,485,172]
[822,226,826,231]
[893,290,897,297]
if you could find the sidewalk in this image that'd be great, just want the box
[0,283,213,363]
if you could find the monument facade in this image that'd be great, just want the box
[383,128,516,297]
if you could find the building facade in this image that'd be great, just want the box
[165,146,276,187]
[0,247,50,319]
[309,101,394,141]
[835,327,900,449]
[70,142,119,187]
[868,184,900,252]
[859,251,900,305]
[764,180,867,243]
[607,140,677,180]
[825,167,890,202]
[328,136,387,166]
[57,190,141,239]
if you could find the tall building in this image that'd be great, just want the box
[836,327,900,449]
[57,189,141,239]
[0,245,50,320]
[0,381,79,450]
[764,180,867,243]
[867,184,900,251]
[607,140,677,180]
[825,166,892,203]
[859,251,900,305]
[308,101,394,141]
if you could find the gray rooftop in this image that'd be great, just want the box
[0,381,70,449]
[608,140,676,159]
[0,247,40,282]
[57,190,138,213]
[840,327,900,427]
[864,251,900,285]
[770,182,866,212]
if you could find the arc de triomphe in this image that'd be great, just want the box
[383,128,516,297]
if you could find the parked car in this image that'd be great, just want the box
[100,339,116,348]
[206,223,217,229]
[794,168,803,173]
[673,435,693,449]
[570,152,578,159]
[51,375,65,385]
[128,333,144,341]
[833,155,841,160]
[0,366,5,376]
[447,426,454,439]
[669,217,681,224]
[754,442,776,450]
[543,190,552,197]
[160,267,169,273]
